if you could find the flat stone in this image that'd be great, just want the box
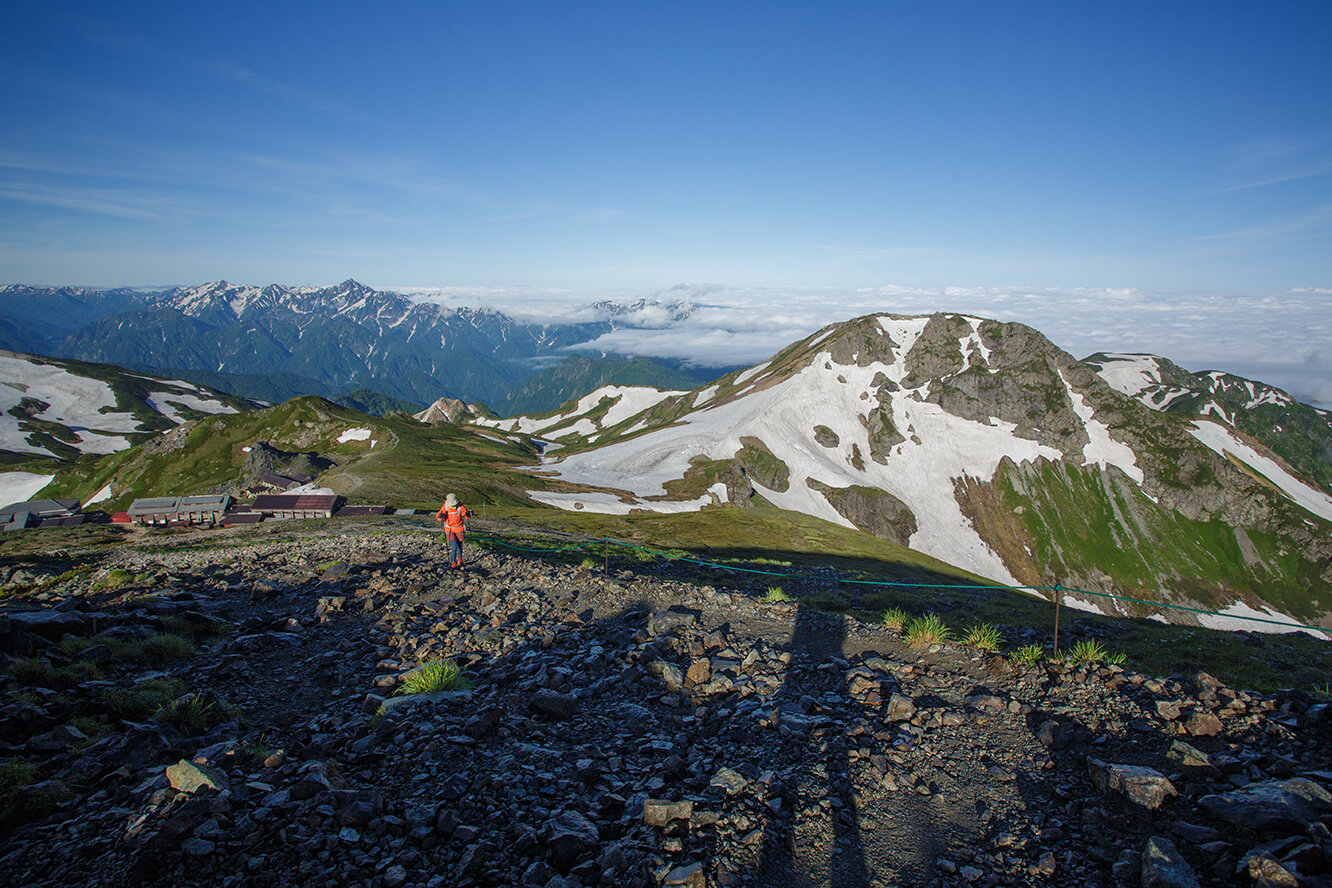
[709,767,748,796]
[180,837,215,856]
[165,760,229,794]
[1141,836,1200,888]
[1166,740,1216,771]
[530,689,577,720]
[546,810,599,868]
[685,658,712,686]
[661,861,705,887]
[1088,759,1177,811]
[1183,711,1223,737]
[643,798,694,827]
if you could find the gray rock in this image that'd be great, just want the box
[647,610,697,637]
[1198,778,1332,832]
[647,660,685,693]
[1183,710,1222,737]
[1141,836,1200,888]
[709,767,748,796]
[886,693,917,722]
[530,689,577,720]
[1245,853,1299,887]
[1087,759,1177,811]
[180,837,216,857]
[1166,740,1216,772]
[660,861,705,886]
[546,810,599,868]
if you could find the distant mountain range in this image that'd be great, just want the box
[0,280,720,413]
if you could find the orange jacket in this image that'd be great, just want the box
[437,504,468,534]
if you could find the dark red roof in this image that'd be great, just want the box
[251,494,342,512]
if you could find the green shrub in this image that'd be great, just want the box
[881,607,909,631]
[135,633,196,665]
[904,613,951,647]
[765,585,791,603]
[91,568,135,591]
[963,623,1003,652]
[395,659,468,696]
[1011,644,1045,666]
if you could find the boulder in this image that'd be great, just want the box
[1087,759,1177,811]
[1141,836,1200,888]
[1198,778,1332,832]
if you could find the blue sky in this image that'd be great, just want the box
[2,2,1331,404]
[2,2,1329,290]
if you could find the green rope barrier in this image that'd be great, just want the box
[464,529,1322,635]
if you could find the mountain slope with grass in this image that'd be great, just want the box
[31,395,547,515]
[486,313,1332,630]
[0,350,252,464]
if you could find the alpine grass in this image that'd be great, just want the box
[765,586,791,603]
[904,613,951,647]
[395,659,469,696]
[1011,644,1045,667]
[881,607,909,632]
[962,623,1003,652]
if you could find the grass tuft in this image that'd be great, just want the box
[881,607,909,631]
[1066,638,1108,664]
[962,623,1004,652]
[904,613,951,647]
[1010,644,1045,666]
[765,585,791,603]
[395,659,469,696]
[155,693,232,735]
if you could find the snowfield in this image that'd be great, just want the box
[1196,600,1326,639]
[145,391,239,424]
[1,353,239,457]
[0,472,55,509]
[1188,420,1332,522]
[337,428,373,443]
[527,482,728,515]
[1060,371,1143,483]
[1092,353,1161,398]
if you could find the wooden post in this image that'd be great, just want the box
[1052,582,1062,657]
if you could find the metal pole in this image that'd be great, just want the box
[603,539,609,573]
[1052,582,1062,657]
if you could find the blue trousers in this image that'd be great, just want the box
[447,532,463,563]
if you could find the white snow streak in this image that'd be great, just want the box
[1093,354,1161,398]
[144,391,239,424]
[86,484,113,506]
[1060,371,1144,483]
[337,428,373,443]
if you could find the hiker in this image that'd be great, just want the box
[435,493,469,568]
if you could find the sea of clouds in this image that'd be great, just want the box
[397,284,1332,410]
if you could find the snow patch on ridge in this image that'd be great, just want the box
[1059,371,1143,483]
[1093,354,1161,398]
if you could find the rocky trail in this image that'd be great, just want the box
[0,520,1329,887]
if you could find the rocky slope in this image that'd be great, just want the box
[1,520,1329,887]
[493,314,1332,630]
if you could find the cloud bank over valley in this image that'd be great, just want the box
[400,284,1332,410]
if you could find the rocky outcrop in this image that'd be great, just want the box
[414,398,475,425]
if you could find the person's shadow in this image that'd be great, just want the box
[751,596,873,886]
